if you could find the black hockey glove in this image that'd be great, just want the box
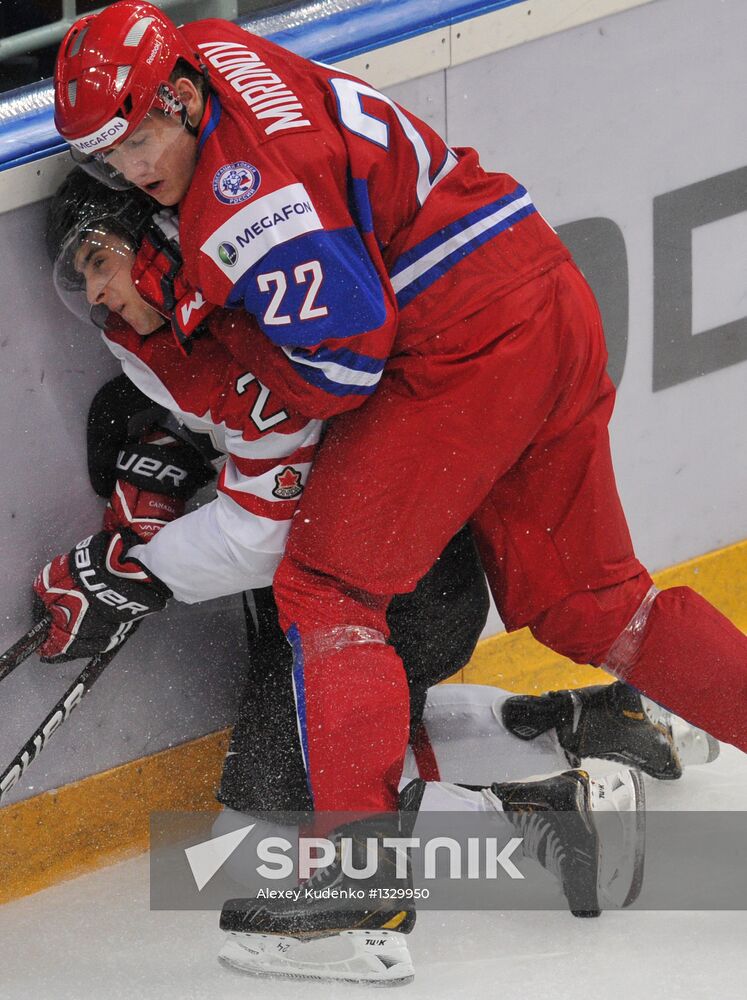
[104,429,215,542]
[32,530,171,663]
[88,375,217,542]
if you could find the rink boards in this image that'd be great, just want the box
[0,0,745,900]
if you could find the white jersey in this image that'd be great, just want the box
[101,317,322,603]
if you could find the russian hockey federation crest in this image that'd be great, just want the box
[273,466,303,499]
[212,162,261,204]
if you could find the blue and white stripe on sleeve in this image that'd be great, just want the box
[281,342,385,398]
[390,185,537,310]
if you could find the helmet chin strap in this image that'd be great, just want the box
[183,72,211,137]
[181,104,197,136]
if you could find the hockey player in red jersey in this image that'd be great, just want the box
[39,170,662,940]
[51,0,747,983]
[41,164,727,986]
[43,167,719,779]
[42,166,720,788]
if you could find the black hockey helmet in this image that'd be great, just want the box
[46,165,155,282]
[46,165,177,329]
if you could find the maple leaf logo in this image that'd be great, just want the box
[272,466,304,499]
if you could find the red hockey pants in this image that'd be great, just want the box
[273,261,747,811]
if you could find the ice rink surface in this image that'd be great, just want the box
[2,745,747,1000]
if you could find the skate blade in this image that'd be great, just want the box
[592,769,646,909]
[218,929,415,987]
[642,699,720,769]
[670,718,721,767]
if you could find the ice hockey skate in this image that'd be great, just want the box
[218,814,416,987]
[487,767,645,916]
[501,682,720,779]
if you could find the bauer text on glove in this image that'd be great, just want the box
[32,530,171,662]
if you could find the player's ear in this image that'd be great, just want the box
[173,77,204,127]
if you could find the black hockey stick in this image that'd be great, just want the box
[0,625,139,804]
[0,615,52,684]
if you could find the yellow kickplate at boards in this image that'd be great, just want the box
[0,729,229,906]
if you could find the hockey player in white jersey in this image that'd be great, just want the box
[41,169,717,987]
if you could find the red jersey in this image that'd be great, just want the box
[101,316,322,602]
[177,19,569,419]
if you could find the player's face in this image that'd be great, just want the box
[74,232,163,335]
[103,113,198,206]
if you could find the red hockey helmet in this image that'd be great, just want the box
[54,1,202,157]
